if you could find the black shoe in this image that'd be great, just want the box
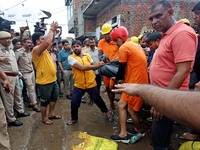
[9,120,23,126]
[127,128,137,135]
[17,112,30,118]
[28,104,33,108]
[110,135,129,143]
[81,97,86,103]
[33,107,41,112]
[66,95,72,99]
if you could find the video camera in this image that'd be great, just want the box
[0,17,12,32]
[34,22,45,34]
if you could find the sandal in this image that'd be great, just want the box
[179,133,200,141]
[42,119,53,125]
[108,111,114,122]
[48,115,62,119]
[67,120,79,126]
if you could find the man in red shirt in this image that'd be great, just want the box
[148,1,197,149]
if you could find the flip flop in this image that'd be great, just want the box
[67,120,79,126]
[48,115,62,119]
[42,119,53,125]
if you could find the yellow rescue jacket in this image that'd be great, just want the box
[70,53,97,89]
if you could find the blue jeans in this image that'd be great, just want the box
[71,86,108,120]
[151,116,174,150]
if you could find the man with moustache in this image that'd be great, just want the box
[86,38,101,105]
[98,24,119,111]
[67,40,113,125]
[15,38,41,112]
[0,31,30,126]
[148,1,197,149]
[86,38,101,90]
[58,40,74,99]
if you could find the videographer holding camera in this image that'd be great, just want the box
[32,21,61,125]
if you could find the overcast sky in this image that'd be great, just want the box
[0,0,74,38]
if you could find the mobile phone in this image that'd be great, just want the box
[1,82,10,92]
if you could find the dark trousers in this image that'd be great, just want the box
[71,86,107,120]
[151,116,174,150]
[95,74,101,90]
[22,80,29,102]
[189,71,199,90]
[56,69,62,94]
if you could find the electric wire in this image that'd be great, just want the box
[3,0,27,11]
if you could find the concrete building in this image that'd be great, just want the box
[66,0,199,41]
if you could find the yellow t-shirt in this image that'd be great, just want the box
[32,49,57,84]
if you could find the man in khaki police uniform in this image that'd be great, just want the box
[0,31,30,126]
[0,67,12,150]
[15,38,41,112]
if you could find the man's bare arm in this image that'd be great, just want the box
[72,61,104,71]
[33,22,58,57]
[112,83,200,132]
[151,61,192,120]
[167,61,191,88]
[58,62,64,73]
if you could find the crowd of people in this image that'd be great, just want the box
[1,0,200,149]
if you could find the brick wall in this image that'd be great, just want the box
[85,0,198,38]
[85,18,96,32]
[74,0,91,20]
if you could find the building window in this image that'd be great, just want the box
[67,0,73,21]
[112,16,117,24]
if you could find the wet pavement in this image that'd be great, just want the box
[8,85,185,150]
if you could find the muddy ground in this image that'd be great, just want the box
[8,85,186,150]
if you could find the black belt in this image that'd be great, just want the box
[5,73,18,76]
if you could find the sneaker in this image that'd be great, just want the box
[127,128,137,135]
[146,117,153,122]
[126,118,133,123]
[110,135,129,143]
[81,97,87,103]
